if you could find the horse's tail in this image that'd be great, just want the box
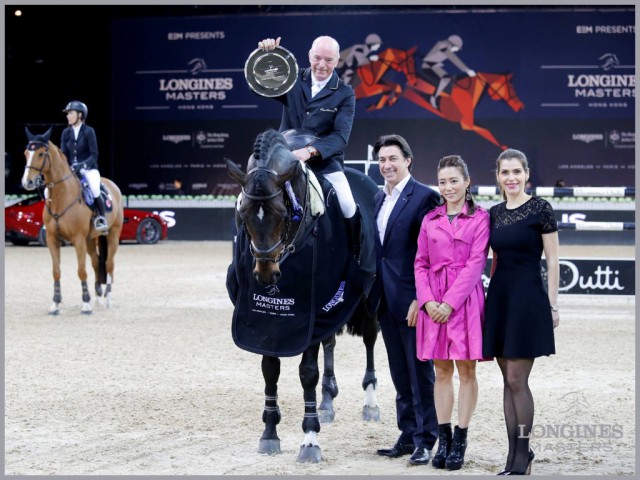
[98,235,108,284]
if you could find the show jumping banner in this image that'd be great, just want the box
[111,8,635,195]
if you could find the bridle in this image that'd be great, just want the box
[241,165,292,264]
[25,141,76,190]
[25,141,82,225]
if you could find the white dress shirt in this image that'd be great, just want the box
[311,74,330,97]
[376,174,412,245]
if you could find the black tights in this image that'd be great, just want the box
[497,357,534,472]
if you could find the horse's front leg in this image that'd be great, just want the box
[46,234,62,315]
[361,304,381,421]
[297,342,322,463]
[73,238,92,314]
[259,355,282,455]
[318,334,338,423]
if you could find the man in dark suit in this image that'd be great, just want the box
[371,134,440,465]
[257,36,362,259]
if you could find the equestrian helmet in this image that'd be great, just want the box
[447,35,463,49]
[365,33,382,48]
[63,101,88,119]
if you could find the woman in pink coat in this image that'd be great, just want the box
[414,155,490,471]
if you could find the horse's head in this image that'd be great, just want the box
[480,72,524,113]
[22,126,53,190]
[226,129,301,286]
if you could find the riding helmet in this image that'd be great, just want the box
[63,101,88,119]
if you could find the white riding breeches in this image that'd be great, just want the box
[323,171,356,218]
[80,168,101,197]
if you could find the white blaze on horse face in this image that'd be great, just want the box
[21,150,35,188]
[257,205,265,222]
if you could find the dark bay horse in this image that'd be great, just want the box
[21,127,124,315]
[225,129,380,462]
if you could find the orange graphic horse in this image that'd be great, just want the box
[351,47,524,150]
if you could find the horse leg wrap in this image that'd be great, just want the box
[95,282,104,297]
[362,369,378,391]
[302,402,320,434]
[262,395,281,426]
[259,395,281,455]
[321,374,339,399]
[53,280,62,304]
[81,281,91,303]
[318,375,337,423]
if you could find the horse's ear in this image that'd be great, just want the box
[43,127,53,143]
[25,126,35,141]
[277,159,300,186]
[224,158,246,186]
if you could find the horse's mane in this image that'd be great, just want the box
[253,129,290,165]
[248,129,301,198]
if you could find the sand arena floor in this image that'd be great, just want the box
[3,241,635,476]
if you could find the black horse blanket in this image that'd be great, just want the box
[226,169,377,357]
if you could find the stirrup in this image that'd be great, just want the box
[94,216,108,234]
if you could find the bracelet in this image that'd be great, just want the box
[550,304,559,312]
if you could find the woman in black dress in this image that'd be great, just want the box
[483,149,560,475]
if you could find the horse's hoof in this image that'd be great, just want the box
[258,438,281,455]
[48,309,60,316]
[318,409,335,424]
[297,445,322,463]
[81,302,93,314]
[362,405,381,422]
[48,303,60,315]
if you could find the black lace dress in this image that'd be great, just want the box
[482,196,558,358]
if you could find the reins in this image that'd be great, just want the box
[27,141,84,235]
[242,164,312,264]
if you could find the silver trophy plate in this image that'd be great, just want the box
[245,46,299,97]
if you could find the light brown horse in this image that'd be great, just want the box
[21,127,124,315]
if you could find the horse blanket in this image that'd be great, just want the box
[226,169,377,357]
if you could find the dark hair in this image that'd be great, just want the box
[496,148,529,200]
[438,155,476,215]
[373,134,413,171]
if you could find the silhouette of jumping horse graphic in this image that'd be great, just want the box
[350,46,524,149]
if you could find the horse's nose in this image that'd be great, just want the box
[253,269,281,286]
[21,177,34,190]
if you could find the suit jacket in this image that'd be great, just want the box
[60,123,99,169]
[275,68,355,174]
[371,176,439,318]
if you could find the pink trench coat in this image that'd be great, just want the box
[414,203,490,360]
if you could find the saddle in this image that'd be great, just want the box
[81,181,113,213]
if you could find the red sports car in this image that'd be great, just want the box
[5,196,168,245]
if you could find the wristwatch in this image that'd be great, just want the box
[550,304,559,312]
[305,146,317,157]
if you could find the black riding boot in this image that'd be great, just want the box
[345,209,362,263]
[445,425,468,470]
[93,194,108,234]
[432,423,452,469]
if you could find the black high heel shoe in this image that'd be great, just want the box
[504,450,534,475]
